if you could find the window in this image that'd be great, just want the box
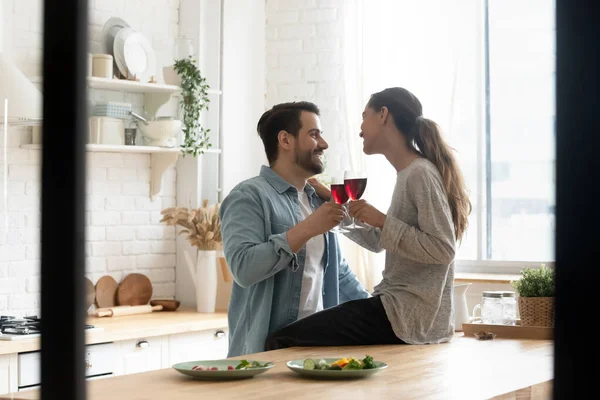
[350,0,555,273]
[485,0,555,263]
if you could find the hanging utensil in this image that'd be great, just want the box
[129,111,148,125]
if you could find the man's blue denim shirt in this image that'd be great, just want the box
[219,166,370,356]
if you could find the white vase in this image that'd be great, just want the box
[195,250,217,313]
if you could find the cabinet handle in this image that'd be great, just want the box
[215,330,226,338]
[136,340,149,348]
[85,360,92,370]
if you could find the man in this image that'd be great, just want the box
[219,101,370,357]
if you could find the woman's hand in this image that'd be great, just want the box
[307,177,332,201]
[348,200,386,228]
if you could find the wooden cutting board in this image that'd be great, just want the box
[95,275,118,308]
[117,273,153,306]
[85,277,95,309]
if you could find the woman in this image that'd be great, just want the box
[265,87,471,349]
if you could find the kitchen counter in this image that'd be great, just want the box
[0,335,553,399]
[0,308,228,355]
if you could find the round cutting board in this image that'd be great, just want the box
[85,277,95,309]
[117,273,153,306]
[95,275,118,308]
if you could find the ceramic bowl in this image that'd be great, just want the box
[137,119,181,147]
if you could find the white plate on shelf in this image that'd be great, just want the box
[113,27,156,83]
[101,17,130,56]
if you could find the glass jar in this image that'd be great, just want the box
[472,291,504,324]
[500,291,517,325]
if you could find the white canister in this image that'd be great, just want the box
[92,54,113,79]
[89,116,124,145]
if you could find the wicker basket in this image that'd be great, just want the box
[518,297,555,327]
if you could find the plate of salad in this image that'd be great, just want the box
[172,359,274,380]
[286,355,387,379]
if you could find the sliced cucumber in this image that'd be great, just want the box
[303,358,316,370]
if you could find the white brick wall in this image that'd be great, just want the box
[0,0,180,317]
[0,145,177,317]
[265,0,347,167]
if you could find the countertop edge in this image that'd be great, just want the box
[0,309,228,355]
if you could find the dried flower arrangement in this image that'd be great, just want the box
[160,200,222,251]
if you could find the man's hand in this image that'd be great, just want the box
[348,200,386,229]
[305,202,345,234]
[287,203,344,252]
[308,177,332,201]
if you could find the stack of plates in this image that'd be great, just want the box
[101,17,156,83]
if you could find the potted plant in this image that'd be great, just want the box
[510,264,555,327]
[172,56,212,157]
[160,200,222,312]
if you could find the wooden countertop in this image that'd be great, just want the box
[0,308,228,355]
[1,335,553,400]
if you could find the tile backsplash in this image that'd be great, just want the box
[0,0,181,316]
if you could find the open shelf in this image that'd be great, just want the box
[88,77,180,94]
[21,144,221,154]
[21,144,221,200]
[30,76,221,95]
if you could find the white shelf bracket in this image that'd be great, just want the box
[145,92,174,118]
[150,152,180,200]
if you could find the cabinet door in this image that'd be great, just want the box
[168,328,229,366]
[0,354,17,395]
[116,337,165,376]
[0,355,10,395]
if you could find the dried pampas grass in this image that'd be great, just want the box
[160,200,222,251]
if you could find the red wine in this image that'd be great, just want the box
[344,178,367,200]
[331,184,349,205]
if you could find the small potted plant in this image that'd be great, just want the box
[510,264,555,327]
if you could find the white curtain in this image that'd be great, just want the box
[337,0,476,290]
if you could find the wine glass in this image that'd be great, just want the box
[344,170,368,229]
[329,173,350,233]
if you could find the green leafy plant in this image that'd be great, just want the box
[173,56,211,157]
[511,264,555,297]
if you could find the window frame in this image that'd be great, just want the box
[455,0,555,274]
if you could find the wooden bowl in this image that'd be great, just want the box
[150,299,181,311]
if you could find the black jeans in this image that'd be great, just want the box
[265,295,406,351]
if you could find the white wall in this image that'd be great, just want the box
[264,0,516,309]
[0,0,180,316]
[265,0,346,164]
[221,0,266,196]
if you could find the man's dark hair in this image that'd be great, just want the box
[256,101,320,164]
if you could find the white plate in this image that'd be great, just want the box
[286,358,388,380]
[101,17,130,55]
[114,27,156,83]
[172,360,274,381]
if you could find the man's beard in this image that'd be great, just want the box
[295,145,324,175]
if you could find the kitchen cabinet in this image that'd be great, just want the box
[167,328,228,366]
[0,311,229,394]
[114,328,228,374]
[0,355,17,395]
[114,337,166,376]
